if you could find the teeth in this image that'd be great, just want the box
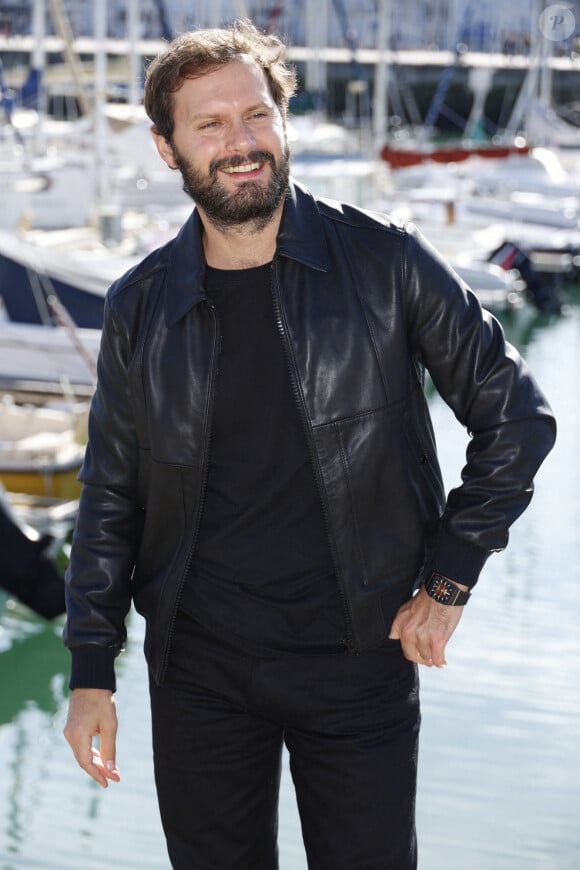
[223,162,260,174]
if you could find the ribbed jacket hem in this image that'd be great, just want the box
[69,645,118,692]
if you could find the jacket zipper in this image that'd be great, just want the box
[158,299,220,682]
[270,260,356,653]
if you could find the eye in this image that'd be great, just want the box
[249,110,269,121]
[199,120,220,130]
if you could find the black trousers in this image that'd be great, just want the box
[149,611,420,870]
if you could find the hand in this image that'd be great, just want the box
[388,585,466,667]
[63,688,120,788]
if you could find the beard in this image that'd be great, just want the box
[172,145,290,231]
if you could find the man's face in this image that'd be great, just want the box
[153,57,290,230]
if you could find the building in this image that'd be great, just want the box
[2,0,579,53]
[2,1,579,130]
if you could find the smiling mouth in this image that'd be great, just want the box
[222,162,262,175]
[211,150,275,178]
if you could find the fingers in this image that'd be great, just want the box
[99,734,121,784]
[390,625,444,667]
[87,746,121,788]
[401,638,443,668]
[72,745,114,789]
[399,618,450,667]
[414,630,448,667]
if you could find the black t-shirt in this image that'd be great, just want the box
[179,261,346,653]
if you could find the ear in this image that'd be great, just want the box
[151,126,178,170]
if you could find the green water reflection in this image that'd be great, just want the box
[0,614,67,723]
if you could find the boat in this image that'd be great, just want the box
[0,226,125,328]
[381,142,580,312]
[450,261,527,313]
[0,212,172,328]
[380,140,531,169]
[0,397,88,499]
[0,146,95,233]
[0,52,96,232]
[0,320,100,401]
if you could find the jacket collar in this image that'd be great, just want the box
[276,178,332,272]
[164,177,331,327]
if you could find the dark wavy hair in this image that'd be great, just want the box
[144,19,298,142]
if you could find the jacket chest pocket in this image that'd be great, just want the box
[138,307,217,465]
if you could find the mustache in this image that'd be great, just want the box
[209,150,276,176]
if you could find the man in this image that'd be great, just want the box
[63,20,556,870]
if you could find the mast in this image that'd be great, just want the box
[305,0,329,109]
[92,0,121,244]
[47,0,91,117]
[502,0,543,140]
[31,0,47,151]
[151,0,174,41]
[373,0,390,152]
[31,0,46,76]
[127,0,141,107]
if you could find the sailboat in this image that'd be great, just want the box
[0,396,87,499]
[377,0,580,167]
[0,0,189,329]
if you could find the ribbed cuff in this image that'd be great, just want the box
[69,645,118,692]
[429,528,491,588]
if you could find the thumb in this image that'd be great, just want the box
[388,595,415,640]
[388,614,401,640]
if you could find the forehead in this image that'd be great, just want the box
[175,56,275,115]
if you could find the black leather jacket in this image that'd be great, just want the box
[64,180,556,688]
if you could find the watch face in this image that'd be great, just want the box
[429,576,456,603]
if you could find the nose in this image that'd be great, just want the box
[226,118,256,152]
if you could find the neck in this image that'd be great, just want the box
[199,204,283,269]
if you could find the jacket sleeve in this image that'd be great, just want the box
[63,290,144,690]
[401,222,556,587]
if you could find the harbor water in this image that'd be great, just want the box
[1,300,579,869]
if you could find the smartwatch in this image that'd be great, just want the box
[424,572,471,606]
